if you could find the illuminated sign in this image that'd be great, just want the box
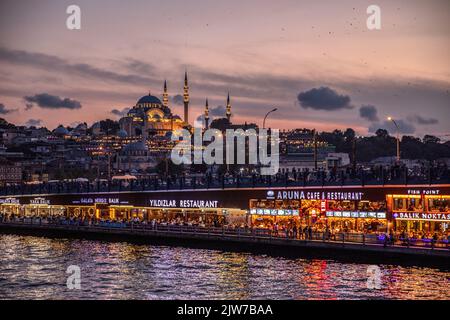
[30,197,50,205]
[407,189,440,196]
[326,211,386,219]
[368,212,377,218]
[320,201,326,213]
[274,190,364,201]
[394,212,450,221]
[0,197,20,204]
[250,208,299,216]
[148,199,219,208]
[377,212,386,219]
[74,197,122,205]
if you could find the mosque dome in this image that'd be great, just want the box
[54,125,69,135]
[91,122,101,129]
[137,94,162,105]
[117,129,128,138]
[75,123,87,130]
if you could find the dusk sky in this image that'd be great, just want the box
[0,0,449,138]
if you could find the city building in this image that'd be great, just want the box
[279,129,338,170]
[0,184,448,236]
[119,79,187,138]
[116,140,158,172]
[0,158,22,185]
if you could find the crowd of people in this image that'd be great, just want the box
[1,163,449,195]
[0,212,448,248]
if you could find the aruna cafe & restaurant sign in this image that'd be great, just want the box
[267,190,364,201]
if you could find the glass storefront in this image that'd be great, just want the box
[249,198,387,233]
[0,203,246,228]
[0,188,448,236]
[391,194,450,237]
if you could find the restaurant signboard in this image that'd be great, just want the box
[148,199,219,209]
[325,211,386,219]
[0,197,20,204]
[30,197,50,205]
[269,190,364,201]
[393,212,450,221]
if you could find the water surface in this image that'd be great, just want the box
[0,234,448,299]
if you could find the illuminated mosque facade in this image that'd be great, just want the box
[118,72,233,139]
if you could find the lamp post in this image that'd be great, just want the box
[263,108,278,129]
[388,117,400,162]
[99,145,112,180]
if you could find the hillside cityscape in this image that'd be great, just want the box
[0,85,449,185]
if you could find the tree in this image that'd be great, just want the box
[100,119,120,136]
[344,128,356,142]
[375,128,389,139]
[423,135,440,144]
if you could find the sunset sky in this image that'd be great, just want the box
[0,0,449,138]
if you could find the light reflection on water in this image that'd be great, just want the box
[0,234,448,300]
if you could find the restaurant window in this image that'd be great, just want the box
[327,200,356,211]
[249,199,300,210]
[426,196,450,213]
[392,195,422,212]
[357,200,385,211]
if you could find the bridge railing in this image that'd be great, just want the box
[1,217,448,250]
[1,167,449,196]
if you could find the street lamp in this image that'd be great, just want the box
[388,116,400,162]
[263,108,278,129]
[99,145,112,180]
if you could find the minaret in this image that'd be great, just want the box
[204,98,210,129]
[226,92,231,122]
[162,80,169,108]
[183,71,189,124]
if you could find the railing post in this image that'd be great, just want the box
[404,166,408,185]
